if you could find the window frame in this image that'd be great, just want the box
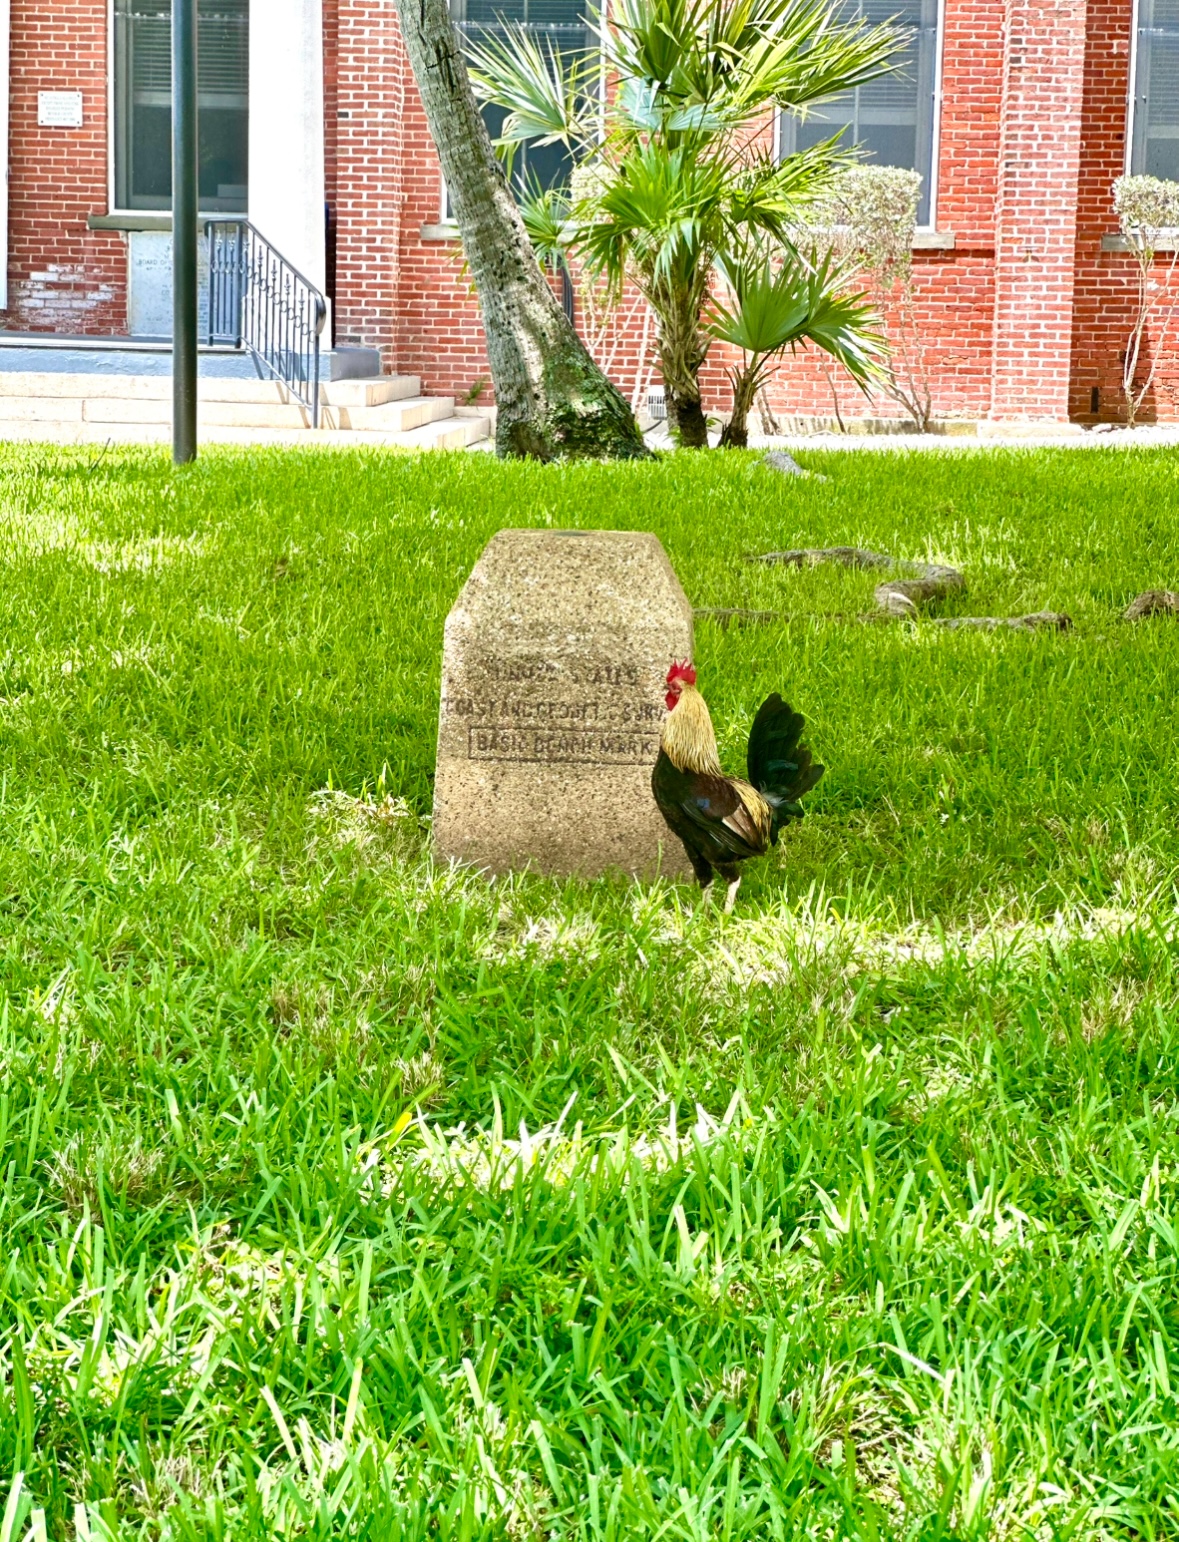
[1126,0,1179,182]
[106,0,249,219]
[439,0,603,222]
[775,0,946,233]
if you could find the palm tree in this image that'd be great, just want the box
[468,0,901,445]
[392,0,650,460]
[711,246,885,446]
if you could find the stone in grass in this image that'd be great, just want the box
[694,607,783,630]
[434,529,693,879]
[934,610,1072,632]
[761,450,828,481]
[1123,589,1179,621]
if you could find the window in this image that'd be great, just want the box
[113,0,249,212]
[1132,0,1179,181]
[449,0,593,197]
[779,0,940,227]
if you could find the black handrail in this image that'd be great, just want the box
[205,219,327,427]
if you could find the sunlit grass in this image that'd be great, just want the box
[1,442,1178,1538]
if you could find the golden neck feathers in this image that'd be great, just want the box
[660,684,723,776]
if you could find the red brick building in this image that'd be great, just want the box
[0,0,1176,426]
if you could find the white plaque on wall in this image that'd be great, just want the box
[128,232,211,339]
[38,91,83,128]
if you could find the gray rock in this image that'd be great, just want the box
[695,607,782,629]
[761,451,808,476]
[433,529,693,878]
[749,546,895,570]
[874,566,965,613]
[933,610,1072,632]
[1124,589,1179,621]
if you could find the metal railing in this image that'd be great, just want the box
[205,219,327,426]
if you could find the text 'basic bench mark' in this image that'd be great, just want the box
[468,726,662,765]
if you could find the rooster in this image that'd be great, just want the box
[652,661,825,911]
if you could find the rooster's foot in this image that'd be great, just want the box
[697,882,714,909]
[723,876,741,915]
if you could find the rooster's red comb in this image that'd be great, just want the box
[666,660,697,687]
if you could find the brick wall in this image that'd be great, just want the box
[382,0,1176,426]
[330,0,405,367]
[989,0,1088,421]
[2,0,126,333]
[0,0,1175,423]
[1070,0,1179,422]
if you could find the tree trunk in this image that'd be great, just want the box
[718,366,759,449]
[654,290,710,447]
[392,0,649,461]
[666,389,709,447]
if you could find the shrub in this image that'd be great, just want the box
[805,166,933,432]
[1112,174,1179,428]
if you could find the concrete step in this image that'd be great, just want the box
[321,395,455,433]
[198,415,490,450]
[0,391,459,432]
[0,366,489,449]
[0,371,293,403]
[387,414,491,449]
[0,370,424,410]
[0,412,493,451]
[320,376,421,408]
[83,398,314,429]
[0,400,312,429]
[195,415,489,449]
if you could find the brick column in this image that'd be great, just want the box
[331,0,405,367]
[987,0,1087,423]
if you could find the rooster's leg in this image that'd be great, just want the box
[715,863,742,914]
[687,852,714,906]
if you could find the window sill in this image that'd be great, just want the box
[419,221,959,251]
[1102,233,1179,252]
[88,212,245,232]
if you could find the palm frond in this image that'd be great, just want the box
[517,180,574,266]
[575,140,730,283]
[464,23,593,148]
[711,247,886,387]
[722,140,854,245]
[601,0,904,118]
[740,0,905,110]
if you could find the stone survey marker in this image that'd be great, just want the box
[434,529,693,877]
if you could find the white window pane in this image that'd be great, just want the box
[1134,0,1179,181]
[451,0,590,198]
[781,0,939,226]
[114,0,249,212]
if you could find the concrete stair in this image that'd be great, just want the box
[0,371,491,450]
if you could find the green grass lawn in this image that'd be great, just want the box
[3,442,1179,1540]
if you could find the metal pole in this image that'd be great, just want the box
[172,0,198,464]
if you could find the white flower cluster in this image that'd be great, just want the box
[806,166,923,276]
[1114,174,1179,248]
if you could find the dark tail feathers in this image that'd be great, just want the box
[746,693,825,842]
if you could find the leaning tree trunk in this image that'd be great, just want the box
[393,0,649,461]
